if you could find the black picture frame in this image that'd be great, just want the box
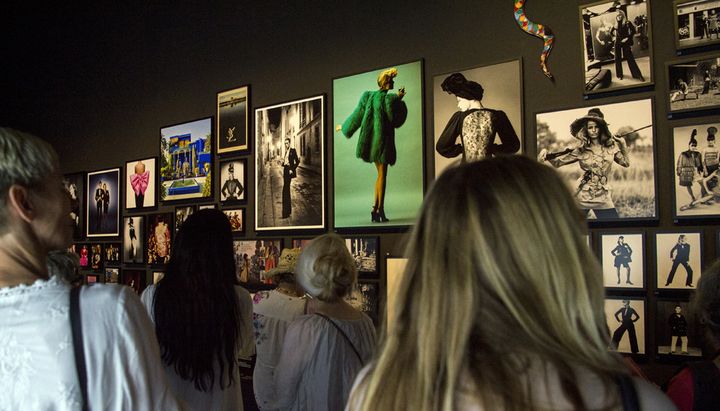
[605,296,647,355]
[63,172,85,241]
[217,85,250,154]
[673,0,720,51]
[655,231,704,291]
[232,238,284,286]
[655,298,703,358]
[599,231,646,290]
[667,53,720,116]
[146,213,173,266]
[86,167,121,237]
[159,116,214,202]
[104,242,121,266]
[125,157,157,211]
[222,207,245,233]
[174,205,196,233]
[122,216,145,264]
[219,158,248,204]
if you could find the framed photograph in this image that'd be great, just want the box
[125,157,157,210]
[672,122,720,218]
[344,280,380,325]
[122,216,144,264]
[104,242,120,266]
[667,54,720,115]
[77,243,90,269]
[580,0,653,94]
[122,269,146,294]
[605,297,646,355]
[656,299,703,357]
[222,208,245,233]
[536,98,657,222]
[291,238,314,249]
[433,59,523,177]
[152,271,165,284]
[63,172,84,240]
[90,243,103,271]
[104,267,120,284]
[674,0,720,50]
[147,213,173,265]
[333,60,425,229]
[86,167,120,237]
[232,239,283,284]
[255,95,325,231]
[656,231,703,290]
[175,205,196,233]
[599,232,645,289]
[217,85,250,154]
[386,256,408,332]
[160,117,213,202]
[219,158,247,204]
[85,274,99,285]
[345,236,378,277]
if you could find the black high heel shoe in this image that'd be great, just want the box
[377,209,389,222]
[371,210,380,222]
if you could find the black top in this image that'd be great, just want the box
[436,108,519,160]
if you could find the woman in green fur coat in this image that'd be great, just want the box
[337,68,408,223]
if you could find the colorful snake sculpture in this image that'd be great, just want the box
[513,0,555,80]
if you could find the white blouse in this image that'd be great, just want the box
[0,276,184,411]
[141,284,254,411]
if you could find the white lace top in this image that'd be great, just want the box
[0,276,184,411]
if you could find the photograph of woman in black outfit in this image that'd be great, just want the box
[612,9,645,82]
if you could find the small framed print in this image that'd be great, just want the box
[599,232,645,289]
[222,208,245,233]
[160,117,213,202]
[147,213,173,266]
[605,297,646,355]
[656,231,703,290]
[122,216,145,264]
[656,299,703,357]
[344,280,380,325]
[175,205,196,233]
[104,242,120,266]
[667,54,720,115]
[580,0,654,94]
[77,243,90,269]
[104,267,120,284]
[125,157,157,210]
[90,243,103,271]
[63,172,84,240]
[674,0,720,51]
[85,274,99,285]
[86,167,120,237]
[122,269,146,294]
[386,256,408,332]
[219,158,247,204]
[345,236,379,278]
[232,239,283,284]
[672,122,720,218]
[217,85,250,154]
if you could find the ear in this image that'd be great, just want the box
[7,185,35,224]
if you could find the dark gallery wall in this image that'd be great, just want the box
[3,1,718,385]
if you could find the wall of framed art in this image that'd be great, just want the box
[3,0,720,387]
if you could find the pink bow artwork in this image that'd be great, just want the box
[130,171,150,195]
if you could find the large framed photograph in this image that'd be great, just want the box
[344,280,379,325]
[580,0,653,94]
[219,158,247,204]
[667,54,720,115]
[333,60,425,229]
[674,0,720,51]
[656,299,703,357]
[125,157,157,210]
[672,122,720,218]
[599,232,645,289]
[432,59,522,177]
[122,216,144,264]
[656,231,703,290]
[345,236,379,277]
[536,98,657,222]
[160,117,213,202]
[217,85,250,154]
[86,168,120,237]
[605,297,646,355]
[146,213,173,265]
[233,239,282,284]
[255,95,325,231]
[63,172,84,240]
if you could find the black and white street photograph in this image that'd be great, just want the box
[656,232,703,290]
[674,0,720,50]
[672,122,720,218]
[600,232,645,289]
[581,0,653,94]
[219,158,246,204]
[667,54,720,114]
[605,297,646,354]
[255,95,325,231]
[536,99,656,222]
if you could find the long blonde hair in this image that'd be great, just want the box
[353,156,625,411]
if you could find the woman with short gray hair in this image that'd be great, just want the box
[272,233,376,411]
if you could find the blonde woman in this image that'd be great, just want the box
[347,156,673,411]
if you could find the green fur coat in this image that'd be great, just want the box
[340,89,408,165]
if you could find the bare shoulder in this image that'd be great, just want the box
[633,378,677,411]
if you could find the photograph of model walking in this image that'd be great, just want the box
[656,232,703,290]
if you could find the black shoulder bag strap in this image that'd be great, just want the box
[315,313,364,366]
[70,286,90,411]
[617,374,640,411]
